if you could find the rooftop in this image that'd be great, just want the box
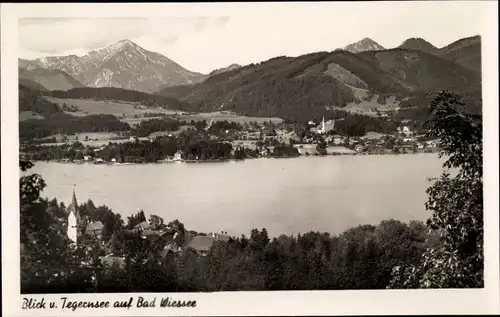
[134,221,151,230]
[87,221,104,231]
[186,235,215,252]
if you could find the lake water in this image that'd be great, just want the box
[27,154,445,237]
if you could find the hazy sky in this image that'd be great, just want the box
[18,2,487,74]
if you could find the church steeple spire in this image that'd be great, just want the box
[71,184,78,208]
[67,185,79,219]
[67,185,80,244]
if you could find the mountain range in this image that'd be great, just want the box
[344,35,481,73]
[343,38,386,53]
[155,42,480,121]
[19,35,481,122]
[19,40,206,93]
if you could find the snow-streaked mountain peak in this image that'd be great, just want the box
[19,39,206,93]
[343,38,386,53]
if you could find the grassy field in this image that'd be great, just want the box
[181,112,284,125]
[36,132,129,148]
[44,97,179,118]
[44,97,284,125]
[67,132,122,141]
[332,85,404,117]
[19,111,44,121]
[121,116,168,126]
[40,137,150,149]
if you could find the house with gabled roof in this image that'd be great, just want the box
[134,221,151,231]
[186,235,215,256]
[186,232,231,256]
[86,221,104,239]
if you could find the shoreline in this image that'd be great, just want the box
[22,150,440,165]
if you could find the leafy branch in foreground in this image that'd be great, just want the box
[389,91,483,288]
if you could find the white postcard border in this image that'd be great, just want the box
[2,2,499,316]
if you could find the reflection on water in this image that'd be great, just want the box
[26,154,445,237]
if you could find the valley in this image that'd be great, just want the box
[44,96,283,126]
[18,34,482,161]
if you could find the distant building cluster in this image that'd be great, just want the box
[65,189,233,268]
[20,110,443,166]
[310,117,335,135]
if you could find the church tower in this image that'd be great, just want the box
[67,186,81,244]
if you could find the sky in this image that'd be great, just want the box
[17,2,487,74]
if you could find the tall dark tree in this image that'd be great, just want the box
[20,161,102,293]
[389,91,483,288]
[149,214,164,230]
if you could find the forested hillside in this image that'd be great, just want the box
[44,87,192,110]
[19,113,129,140]
[19,88,130,140]
[156,46,481,122]
[19,88,62,116]
[437,35,481,74]
[357,48,480,92]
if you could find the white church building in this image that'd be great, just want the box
[67,188,81,244]
[312,117,335,134]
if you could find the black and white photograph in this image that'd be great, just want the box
[1,1,499,316]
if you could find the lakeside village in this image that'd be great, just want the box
[47,188,232,268]
[20,116,441,164]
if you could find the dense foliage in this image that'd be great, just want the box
[132,118,182,137]
[389,91,483,288]
[333,112,400,136]
[22,136,249,163]
[19,113,130,140]
[45,87,191,110]
[396,89,482,129]
[19,89,62,117]
[20,161,103,293]
[271,144,300,157]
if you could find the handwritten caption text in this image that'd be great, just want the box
[22,296,197,311]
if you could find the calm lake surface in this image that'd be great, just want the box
[27,154,445,237]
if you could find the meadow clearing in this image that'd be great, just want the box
[19,111,44,121]
[44,97,284,125]
[44,97,179,119]
[331,85,408,117]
